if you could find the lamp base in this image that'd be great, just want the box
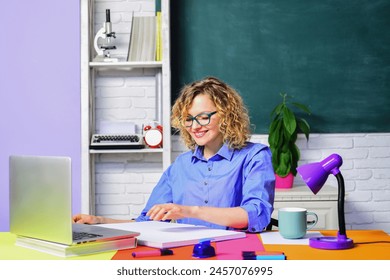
[309,232,354,250]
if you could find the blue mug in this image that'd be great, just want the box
[278,207,318,239]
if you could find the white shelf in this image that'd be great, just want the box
[275,185,338,201]
[89,148,163,154]
[81,0,171,215]
[89,61,162,69]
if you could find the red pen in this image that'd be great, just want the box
[132,249,173,258]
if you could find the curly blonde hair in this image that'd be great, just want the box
[171,76,251,150]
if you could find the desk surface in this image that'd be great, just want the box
[1,230,389,260]
[263,230,390,260]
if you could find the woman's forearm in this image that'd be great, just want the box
[190,206,248,229]
[98,216,133,224]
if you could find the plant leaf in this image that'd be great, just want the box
[297,118,310,140]
[292,102,311,114]
[282,107,296,137]
[289,143,300,176]
[270,103,284,118]
[275,151,291,177]
[268,118,282,147]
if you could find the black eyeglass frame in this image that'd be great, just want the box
[183,111,217,127]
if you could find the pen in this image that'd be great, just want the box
[132,249,173,258]
[243,254,286,260]
[242,251,284,257]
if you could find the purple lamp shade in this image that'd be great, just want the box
[296,154,343,194]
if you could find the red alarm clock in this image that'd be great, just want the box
[143,124,163,148]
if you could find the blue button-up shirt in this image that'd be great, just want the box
[136,142,275,232]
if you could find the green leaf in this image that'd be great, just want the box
[268,118,282,147]
[282,107,296,137]
[290,143,300,162]
[271,150,279,168]
[292,102,311,114]
[275,151,291,177]
[297,118,310,140]
[280,129,291,152]
[270,103,284,118]
[289,144,300,176]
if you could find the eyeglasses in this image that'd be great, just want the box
[183,111,217,127]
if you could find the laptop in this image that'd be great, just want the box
[9,155,139,246]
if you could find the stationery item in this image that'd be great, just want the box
[260,231,323,245]
[192,239,216,258]
[242,251,284,257]
[243,254,286,260]
[278,207,318,239]
[97,221,246,248]
[242,250,286,260]
[132,249,173,258]
[9,155,139,256]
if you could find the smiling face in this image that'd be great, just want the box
[185,94,223,158]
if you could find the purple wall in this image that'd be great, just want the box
[0,1,81,231]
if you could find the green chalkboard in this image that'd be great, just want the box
[170,0,390,133]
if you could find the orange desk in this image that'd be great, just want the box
[1,230,389,260]
[112,230,390,260]
[263,230,390,260]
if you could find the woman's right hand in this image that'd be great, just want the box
[73,214,102,224]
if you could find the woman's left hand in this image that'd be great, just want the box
[146,203,194,221]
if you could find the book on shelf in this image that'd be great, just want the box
[15,236,137,258]
[156,11,162,61]
[127,16,157,62]
[126,13,135,61]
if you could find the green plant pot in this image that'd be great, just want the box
[275,173,294,189]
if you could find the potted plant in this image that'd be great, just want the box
[268,93,311,188]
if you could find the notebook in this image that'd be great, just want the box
[97,221,246,248]
[9,155,139,246]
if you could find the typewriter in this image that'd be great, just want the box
[90,134,145,150]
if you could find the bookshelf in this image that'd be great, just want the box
[80,0,171,215]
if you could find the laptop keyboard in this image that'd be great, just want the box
[73,231,103,241]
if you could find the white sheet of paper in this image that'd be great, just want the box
[95,221,246,248]
[260,231,323,245]
[99,121,136,134]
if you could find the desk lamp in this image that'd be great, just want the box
[296,154,354,249]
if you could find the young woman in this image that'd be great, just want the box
[74,77,275,232]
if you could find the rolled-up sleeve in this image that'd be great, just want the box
[240,147,275,232]
[135,168,173,222]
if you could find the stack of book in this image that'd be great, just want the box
[16,236,137,258]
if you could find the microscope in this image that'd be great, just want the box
[93,9,118,62]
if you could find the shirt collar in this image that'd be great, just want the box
[192,143,234,162]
